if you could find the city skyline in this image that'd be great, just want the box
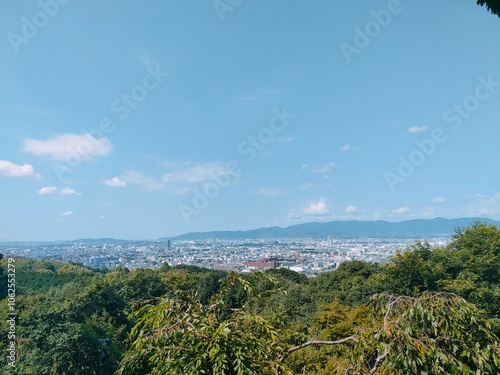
[1,1,499,241]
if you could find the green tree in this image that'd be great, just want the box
[384,241,443,296]
[477,0,500,17]
[434,223,500,318]
[311,260,383,306]
[117,272,288,375]
[346,293,500,374]
[282,293,500,374]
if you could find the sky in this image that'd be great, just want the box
[0,0,499,241]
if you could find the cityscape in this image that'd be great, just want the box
[0,235,450,276]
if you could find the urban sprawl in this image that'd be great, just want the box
[1,236,450,276]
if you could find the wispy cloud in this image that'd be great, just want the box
[299,182,333,189]
[60,187,82,195]
[123,170,164,190]
[301,162,336,174]
[37,186,81,195]
[303,197,329,215]
[37,186,57,195]
[58,210,74,217]
[105,177,127,188]
[408,125,428,133]
[22,133,113,161]
[392,206,411,214]
[339,144,358,152]
[463,192,500,217]
[432,196,447,203]
[345,205,358,214]
[162,162,234,184]
[253,188,287,196]
[287,197,331,221]
[0,160,40,178]
[464,193,487,200]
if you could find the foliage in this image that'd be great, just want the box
[1,223,499,374]
[310,260,384,306]
[477,0,500,16]
[345,293,500,374]
[0,257,97,295]
[117,272,288,375]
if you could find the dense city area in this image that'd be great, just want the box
[0,236,450,276]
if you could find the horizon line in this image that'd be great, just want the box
[1,216,498,244]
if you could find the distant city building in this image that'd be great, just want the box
[89,256,108,267]
[246,257,280,269]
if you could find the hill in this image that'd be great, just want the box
[167,217,500,240]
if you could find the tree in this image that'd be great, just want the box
[283,293,500,374]
[438,223,500,319]
[117,272,288,375]
[384,241,443,296]
[477,0,500,17]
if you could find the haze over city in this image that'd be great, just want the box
[1,1,499,241]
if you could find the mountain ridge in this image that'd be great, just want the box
[166,217,500,240]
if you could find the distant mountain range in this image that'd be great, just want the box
[167,217,500,241]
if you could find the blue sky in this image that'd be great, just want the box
[1,0,499,241]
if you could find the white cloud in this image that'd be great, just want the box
[38,186,57,195]
[463,192,500,218]
[299,182,333,189]
[22,133,113,161]
[37,186,81,195]
[0,160,40,178]
[253,188,287,196]
[123,170,164,190]
[58,210,74,217]
[339,144,358,152]
[287,197,332,222]
[105,177,127,188]
[464,193,487,200]
[345,205,358,214]
[302,162,336,174]
[392,206,411,214]
[408,125,428,133]
[55,217,64,223]
[303,197,330,215]
[299,182,315,189]
[432,196,448,203]
[60,187,82,195]
[340,144,351,152]
[162,162,234,184]
[312,163,336,173]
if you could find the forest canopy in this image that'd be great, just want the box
[1,222,499,374]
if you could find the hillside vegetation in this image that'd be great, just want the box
[1,223,499,374]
